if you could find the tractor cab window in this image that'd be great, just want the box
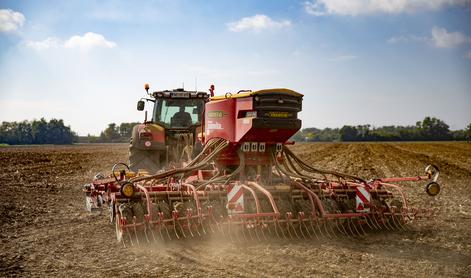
[153,99,203,128]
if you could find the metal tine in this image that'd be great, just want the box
[397,213,410,231]
[281,221,290,239]
[259,220,268,240]
[304,219,318,240]
[333,219,344,235]
[371,214,383,230]
[252,221,262,241]
[193,221,201,237]
[290,221,301,239]
[163,223,172,240]
[337,219,349,236]
[132,217,140,245]
[299,216,312,239]
[284,220,293,239]
[379,213,392,231]
[173,220,181,239]
[389,212,403,231]
[206,220,215,234]
[322,220,333,238]
[297,222,307,239]
[185,214,195,238]
[344,218,355,237]
[348,218,362,237]
[149,226,157,242]
[273,222,282,239]
[200,221,207,237]
[143,228,151,243]
[199,216,207,236]
[311,219,324,238]
[333,219,344,236]
[243,220,254,241]
[298,213,312,238]
[371,215,383,230]
[355,218,367,236]
[296,219,307,239]
[227,221,235,243]
[273,220,287,239]
[192,217,202,237]
[265,220,274,237]
[380,216,391,231]
[287,212,302,239]
[383,218,394,231]
[149,223,157,242]
[127,227,134,246]
[363,216,375,231]
[327,220,338,238]
[385,215,397,230]
[157,224,164,241]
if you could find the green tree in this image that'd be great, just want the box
[102,123,120,142]
[465,123,471,141]
[339,125,358,141]
[416,116,451,140]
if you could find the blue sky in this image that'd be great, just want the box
[1,0,470,135]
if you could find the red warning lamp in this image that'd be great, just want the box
[144,83,150,93]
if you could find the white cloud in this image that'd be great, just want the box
[64,32,117,50]
[24,32,117,51]
[465,50,471,59]
[0,9,25,32]
[431,26,471,48]
[227,14,291,32]
[388,27,471,48]
[304,0,471,16]
[24,37,62,50]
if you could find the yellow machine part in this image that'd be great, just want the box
[210,88,303,101]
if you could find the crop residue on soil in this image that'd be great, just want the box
[1,142,470,277]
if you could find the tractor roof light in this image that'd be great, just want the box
[121,182,135,198]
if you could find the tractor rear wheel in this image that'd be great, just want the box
[129,147,161,173]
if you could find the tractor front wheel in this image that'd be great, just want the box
[129,147,161,173]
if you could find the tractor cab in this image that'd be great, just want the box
[151,90,207,129]
[131,86,210,173]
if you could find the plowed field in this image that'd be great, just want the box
[1,142,470,277]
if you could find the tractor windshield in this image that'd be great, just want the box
[153,98,204,128]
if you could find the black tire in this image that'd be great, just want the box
[129,146,161,173]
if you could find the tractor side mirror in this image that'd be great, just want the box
[137,100,145,111]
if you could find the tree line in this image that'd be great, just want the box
[0,118,76,145]
[292,117,471,142]
[79,122,139,143]
[1,117,470,145]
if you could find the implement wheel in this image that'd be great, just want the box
[129,147,161,173]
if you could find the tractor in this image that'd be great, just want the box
[83,86,441,245]
[129,84,211,173]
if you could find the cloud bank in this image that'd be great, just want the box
[388,26,471,49]
[227,14,291,32]
[25,32,117,51]
[304,0,471,16]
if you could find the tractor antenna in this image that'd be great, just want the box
[195,77,198,92]
[182,82,184,90]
